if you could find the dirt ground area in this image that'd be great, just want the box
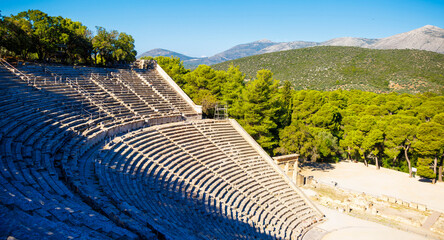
[300,160,444,212]
[296,160,444,240]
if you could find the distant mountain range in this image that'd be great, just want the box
[137,48,196,61]
[138,25,444,68]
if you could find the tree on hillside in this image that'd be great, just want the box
[308,103,342,136]
[277,80,293,128]
[1,13,33,58]
[1,10,135,65]
[114,32,137,63]
[277,125,340,161]
[352,130,367,165]
[240,69,281,153]
[417,157,436,181]
[383,93,404,115]
[58,17,92,64]
[356,115,382,168]
[92,26,136,65]
[363,128,384,169]
[340,107,361,161]
[20,10,56,60]
[182,65,216,98]
[221,65,245,119]
[365,105,388,116]
[3,10,54,60]
[312,130,340,162]
[340,129,361,161]
[181,65,224,116]
[384,115,419,177]
[433,113,444,125]
[415,95,444,122]
[92,26,118,65]
[291,90,325,121]
[276,124,314,157]
[413,122,444,183]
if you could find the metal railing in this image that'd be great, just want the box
[0,58,40,86]
[0,58,120,122]
[0,58,146,126]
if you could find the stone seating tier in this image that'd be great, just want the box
[86,120,321,239]
[0,67,145,239]
[17,64,197,122]
[0,62,321,240]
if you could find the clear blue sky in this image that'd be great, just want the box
[2,0,444,57]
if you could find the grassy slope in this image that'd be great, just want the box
[212,46,444,94]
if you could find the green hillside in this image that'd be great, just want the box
[212,46,444,94]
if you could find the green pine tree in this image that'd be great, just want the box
[240,69,281,153]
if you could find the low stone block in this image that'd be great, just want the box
[409,202,418,209]
[388,197,397,203]
[351,204,366,212]
[417,204,427,211]
[380,195,389,201]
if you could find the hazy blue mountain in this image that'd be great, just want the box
[138,25,444,68]
[183,39,280,67]
[137,48,199,61]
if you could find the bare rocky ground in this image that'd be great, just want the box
[294,160,444,240]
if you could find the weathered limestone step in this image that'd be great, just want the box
[422,211,441,229]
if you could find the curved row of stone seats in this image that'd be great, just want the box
[2,59,321,239]
[18,63,146,120]
[3,61,208,237]
[94,142,194,239]
[193,120,320,232]
[31,67,161,239]
[134,125,292,238]
[59,77,134,120]
[18,63,189,125]
[19,64,112,80]
[0,72,135,231]
[0,204,116,240]
[0,66,146,239]
[42,64,183,120]
[134,69,198,117]
[159,122,318,238]
[92,120,321,239]
[88,72,184,125]
[168,121,320,236]
[93,130,274,240]
[57,115,157,239]
[15,64,133,121]
[90,73,161,118]
[116,70,179,114]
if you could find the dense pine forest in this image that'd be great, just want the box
[143,56,444,182]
